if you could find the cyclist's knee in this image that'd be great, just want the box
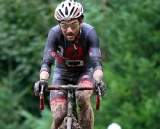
[76,90,93,107]
[51,102,67,128]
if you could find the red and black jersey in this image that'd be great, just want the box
[40,23,103,75]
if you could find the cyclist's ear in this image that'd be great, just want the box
[78,17,84,28]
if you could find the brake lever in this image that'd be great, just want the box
[40,85,44,99]
[39,84,45,110]
[95,81,102,110]
[97,86,102,100]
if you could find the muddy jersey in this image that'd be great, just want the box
[40,23,103,74]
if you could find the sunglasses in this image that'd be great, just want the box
[59,22,79,29]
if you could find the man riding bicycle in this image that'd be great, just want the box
[34,0,106,129]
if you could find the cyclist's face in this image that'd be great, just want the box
[59,19,83,41]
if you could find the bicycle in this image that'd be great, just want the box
[39,83,103,129]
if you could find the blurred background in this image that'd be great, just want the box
[0,0,160,129]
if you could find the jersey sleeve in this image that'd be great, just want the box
[87,28,103,72]
[40,28,58,75]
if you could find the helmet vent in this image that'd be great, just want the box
[70,7,75,16]
[59,9,65,17]
[62,4,64,8]
[65,7,68,15]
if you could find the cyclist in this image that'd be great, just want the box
[34,0,106,129]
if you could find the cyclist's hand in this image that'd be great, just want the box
[34,79,48,96]
[94,80,106,97]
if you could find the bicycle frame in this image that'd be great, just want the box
[66,88,77,129]
[39,84,101,129]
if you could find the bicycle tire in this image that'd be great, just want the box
[67,117,72,129]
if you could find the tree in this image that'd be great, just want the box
[96,0,160,128]
[0,0,57,128]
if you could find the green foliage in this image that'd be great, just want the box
[95,0,160,129]
[0,0,57,128]
[19,108,53,129]
[0,86,24,129]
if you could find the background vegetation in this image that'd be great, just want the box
[0,0,160,129]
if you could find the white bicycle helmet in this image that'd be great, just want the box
[54,0,84,21]
[107,123,122,129]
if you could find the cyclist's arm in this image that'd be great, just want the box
[87,28,103,71]
[87,28,103,80]
[40,27,59,79]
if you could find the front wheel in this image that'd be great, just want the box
[67,117,72,129]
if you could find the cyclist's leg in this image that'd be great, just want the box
[50,69,68,129]
[76,68,94,129]
[50,91,67,129]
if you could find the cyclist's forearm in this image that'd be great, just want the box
[89,47,103,72]
[93,70,103,81]
[40,71,50,80]
[40,64,51,79]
